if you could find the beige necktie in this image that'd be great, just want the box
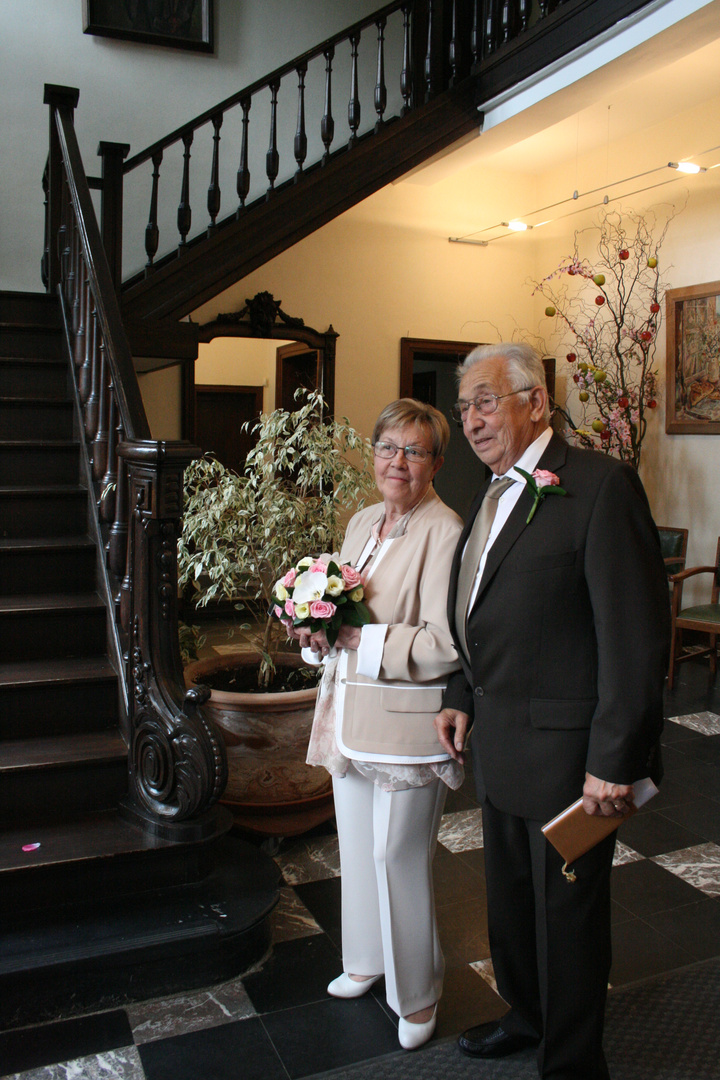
[455,476,516,660]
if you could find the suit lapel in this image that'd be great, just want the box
[470,433,569,608]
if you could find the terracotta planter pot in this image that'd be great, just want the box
[184,651,333,837]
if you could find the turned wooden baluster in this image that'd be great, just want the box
[236,96,251,211]
[207,113,223,234]
[374,17,387,131]
[483,0,498,56]
[424,1,434,99]
[471,0,481,65]
[321,46,335,163]
[108,421,129,581]
[41,161,49,289]
[85,320,102,442]
[145,149,162,273]
[517,0,531,32]
[538,0,549,17]
[119,447,134,634]
[348,32,361,147]
[266,80,280,193]
[177,131,193,249]
[400,4,413,114]
[79,301,95,405]
[499,1,511,45]
[294,62,308,177]
[100,387,117,523]
[74,258,87,369]
[93,342,110,481]
[448,0,459,85]
[71,229,82,336]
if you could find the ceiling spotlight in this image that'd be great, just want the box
[668,161,706,174]
[503,220,531,231]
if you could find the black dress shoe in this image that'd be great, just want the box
[458,1021,539,1058]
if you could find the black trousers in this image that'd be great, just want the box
[482,798,616,1080]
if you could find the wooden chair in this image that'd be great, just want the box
[667,536,720,690]
[657,526,688,578]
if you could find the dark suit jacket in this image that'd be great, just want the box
[443,433,670,822]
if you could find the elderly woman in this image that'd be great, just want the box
[296,399,463,1051]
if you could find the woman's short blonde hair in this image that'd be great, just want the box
[372,398,450,458]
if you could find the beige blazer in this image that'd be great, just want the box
[338,487,463,758]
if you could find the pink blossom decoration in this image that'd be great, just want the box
[282,568,297,588]
[532,469,561,487]
[284,599,295,618]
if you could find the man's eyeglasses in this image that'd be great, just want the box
[373,441,431,462]
[451,387,534,423]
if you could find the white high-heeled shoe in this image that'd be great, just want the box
[398,1004,438,1050]
[327,972,383,999]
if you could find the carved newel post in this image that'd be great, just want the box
[118,440,228,841]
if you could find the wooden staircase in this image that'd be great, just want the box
[0,293,278,1028]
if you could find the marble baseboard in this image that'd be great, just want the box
[438,809,484,853]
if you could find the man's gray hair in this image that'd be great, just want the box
[459,343,551,423]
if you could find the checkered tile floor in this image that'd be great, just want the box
[2,663,719,1080]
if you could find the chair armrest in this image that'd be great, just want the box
[670,565,717,583]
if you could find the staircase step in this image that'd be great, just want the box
[0,440,80,486]
[0,832,276,1029]
[0,731,128,826]
[0,536,96,592]
[0,326,63,359]
[0,487,88,538]
[0,290,62,329]
[0,357,68,398]
[0,655,118,740]
[0,594,106,662]
[0,398,74,440]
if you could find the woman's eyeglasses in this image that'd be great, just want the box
[373,441,431,462]
[451,387,534,423]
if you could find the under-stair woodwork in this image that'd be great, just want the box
[0,293,278,1025]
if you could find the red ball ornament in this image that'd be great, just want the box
[648,399,657,409]
[567,352,577,362]
[618,396,629,409]
[595,295,605,305]
[640,331,653,342]
[619,249,630,260]
[600,430,611,442]
[650,303,660,314]
[573,373,581,383]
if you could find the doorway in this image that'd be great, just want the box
[400,337,486,521]
[194,384,264,473]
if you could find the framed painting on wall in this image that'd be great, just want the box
[83,0,214,53]
[666,280,720,434]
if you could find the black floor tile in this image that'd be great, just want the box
[433,846,486,908]
[0,1010,132,1074]
[261,995,399,1078]
[435,963,506,1039]
[444,783,480,813]
[294,877,343,948]
[611,858,705,918]
[609,917,694,985]
[437,897,490,967]
[661,719,705,745]
[138,1016,286,1080]
[660,794,720,844]
[242,932,342,1013]
[617,808,705,857]
[638,774,696,812]
[676,734,720,767]
[646,898,720,961]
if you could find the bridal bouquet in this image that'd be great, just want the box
[271,556,370,647]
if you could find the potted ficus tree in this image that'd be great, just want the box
[179,389,375,836]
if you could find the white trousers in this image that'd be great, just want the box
[331,768,447,1017]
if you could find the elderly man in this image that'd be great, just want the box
[435,343,669,1080]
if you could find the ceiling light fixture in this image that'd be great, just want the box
[668,161,706,174]
[504,220,530,231]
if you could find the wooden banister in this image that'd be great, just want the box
[43,85,227,838]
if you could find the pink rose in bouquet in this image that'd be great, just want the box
[340,564,363,588]
[310,600,337,620]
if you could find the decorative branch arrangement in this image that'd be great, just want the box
[533,208,676,470]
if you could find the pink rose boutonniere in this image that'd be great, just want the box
[513,466,567,524]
